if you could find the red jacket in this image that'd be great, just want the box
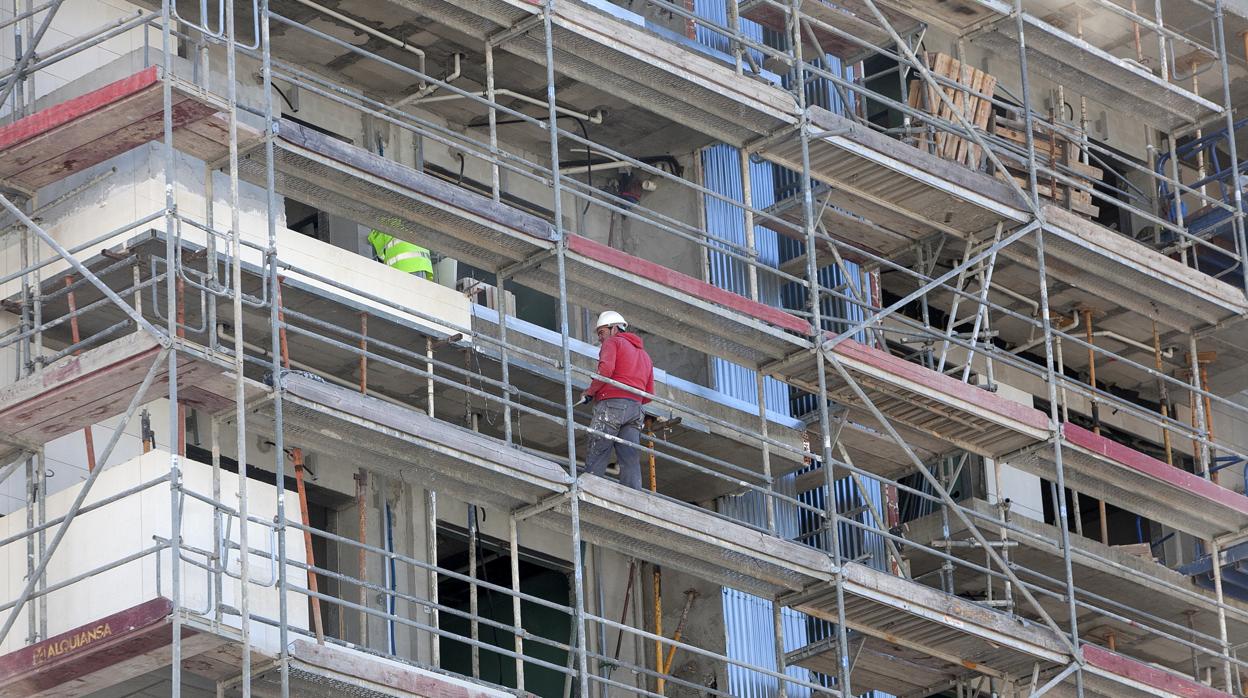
[586,332,654,403]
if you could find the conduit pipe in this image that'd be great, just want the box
[393,52,461,107]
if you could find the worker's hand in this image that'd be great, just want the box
[577,393,593,406]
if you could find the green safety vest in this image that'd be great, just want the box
[368,231,433,279]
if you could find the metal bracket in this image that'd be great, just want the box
[511,491,572,522]
[498,248,557,280]
[488,14,545,48]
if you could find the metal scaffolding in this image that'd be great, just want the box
[2,0,1248,696]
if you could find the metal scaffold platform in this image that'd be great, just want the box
[0,332,255,466]
[1008,423,1248,540]
[246,119,557,274]
[905,498,1248,672]
[4,0,1248,693]
[773,337,1052,458]
[0,598,520,698]
[239,106,1248,542]
[761,105,1248,334]
[970,13,1223,131]
[396,0,797,147]
[782,561,1070,687]
[760,106,1027,240]
[738,0,921,61]
[0,67,231,193]
[873,0,1222,131]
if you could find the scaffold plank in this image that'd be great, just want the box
[1028,206,1248,333]
[401,0,796,147]
[272,639,519,698]
[0,67,225,192]
[758,106,1028,239]
[876,0,999,34]
[764,105,1248,334]
[972,13,1223,131]
[768,336,1051,458]
[739,0,920,61]
[785,634,954,697]
[0,333,248,465]
[254,371,573,512]
[534,474,834,595]
[766,182,931,264]
[783,560,1070,681]
[0,597,226,698]
[241,118,556,274]
[904,498,1248,678]
[1006,423,1248,540]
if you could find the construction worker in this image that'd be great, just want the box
[579,310,654,490]
[367,230,434,280]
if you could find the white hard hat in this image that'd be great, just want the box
[595,310,627,330]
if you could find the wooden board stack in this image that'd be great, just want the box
[907,52,997,168]
[993,112,1102,219]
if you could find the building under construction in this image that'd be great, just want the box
[4,0,1248,695]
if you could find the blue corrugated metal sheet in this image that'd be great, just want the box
[721,588,816,698]
[702,143,790,412]
[719,475,814,697]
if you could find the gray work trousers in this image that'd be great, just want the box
[584,398,645,490]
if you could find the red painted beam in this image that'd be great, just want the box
[568,233,1050,433]
[0,597,191,697]
[1083,644,1231,697]
[1063,423,1248,516]
[835,338,1050,432]
[567,234,809,334]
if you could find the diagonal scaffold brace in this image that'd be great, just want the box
[825,352,1082,660]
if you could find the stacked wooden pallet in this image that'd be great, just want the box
[907,52,997,168]
[993,113,1101,218]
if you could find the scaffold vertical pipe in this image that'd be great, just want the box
[1188,335,1212,478]
[499,268,514,447]
[756,371,776,534]
[486,41,500,202]
[1210,538,1233,690]
[468,503,480,678]
[509,515,526,692]
[1214,0,1248,296]
[259,1,291,690]
[23,455,35,644]
[222,0,252,693]
[790,1,849,695]
[1014,0,1083,692]
[542,1,590,695]
[159,1,185,695]
[739,146,758,303]
[211,418,224,629]
[34,447,45,641]
[425,489,440,667]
